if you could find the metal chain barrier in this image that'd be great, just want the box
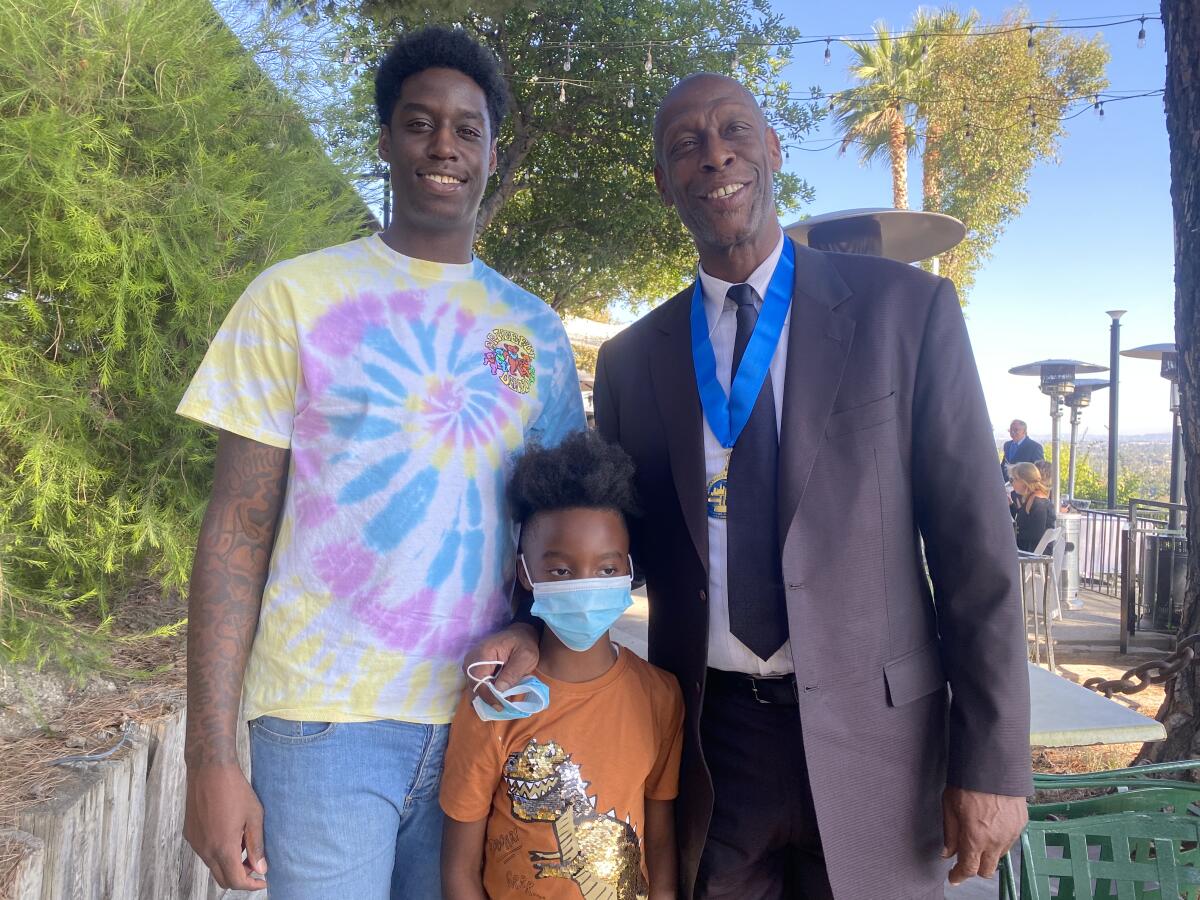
[1082,633,1200,697]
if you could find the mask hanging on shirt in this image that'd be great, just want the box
[522,555,635,652]
[467,660,550,722]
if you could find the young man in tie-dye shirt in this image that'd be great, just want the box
[178,27,583,899]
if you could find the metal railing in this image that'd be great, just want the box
[1076,506,1132,598]
[1118,498,1188,653]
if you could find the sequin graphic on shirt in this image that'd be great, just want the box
[503,738,648,900]
[483,327,537,394]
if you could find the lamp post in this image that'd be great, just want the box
[1064,379,1109,501]
[1010,359,1109,512]
[1106,311,1126,509]
[1120,343,1184,529]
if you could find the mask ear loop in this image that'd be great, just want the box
[467,659,505,694]
[518,553,536,587]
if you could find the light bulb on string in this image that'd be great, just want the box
[564,43,572,71]
[823,37,832,65]
[965,121,973,141]
[1026,25,1035,56]
[920,42,928,62]
[1137,17,1146,48]
[1098,101,1105,120]
[645,44,653,74]
[559,81,566,103]
[627,86,635,109]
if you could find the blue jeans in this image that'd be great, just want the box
[249,717,448,900]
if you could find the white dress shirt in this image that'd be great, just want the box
[697,228,794,676]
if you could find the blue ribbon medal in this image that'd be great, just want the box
[691,239,794,519]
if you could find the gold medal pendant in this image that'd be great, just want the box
[707,452,730,519]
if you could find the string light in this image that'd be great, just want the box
[1137,17,1146,48]
[559,81,566,103]
[644,44,653,73]
[1097,101,1105,120]
[1026,25,1036,55]
[824,37,832,65]
[627,86,635,108]
[964,121,973,140]
[563,42,572,71]
[920,42,928,61]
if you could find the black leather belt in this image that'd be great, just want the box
[706,667,798,705]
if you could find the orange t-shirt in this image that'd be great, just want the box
[440,646,684,900]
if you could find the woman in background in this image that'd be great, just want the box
[1010,461,1056,552]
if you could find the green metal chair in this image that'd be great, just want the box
[1016,811,1200,899]
[1000,761,1200,899]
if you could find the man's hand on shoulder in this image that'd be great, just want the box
[184,762,268,891]
[463,622,540,706]
[942,785,1027,885]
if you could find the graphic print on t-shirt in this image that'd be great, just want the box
[504,737,648,900]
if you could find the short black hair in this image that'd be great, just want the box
[509,431,640,526]
[374,25,508,133]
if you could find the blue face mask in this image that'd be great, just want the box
[522,555,635,652]
[467,660,550,722]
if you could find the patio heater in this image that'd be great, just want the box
[1009,359,1109,512]
[783,208,966,264]
[1106,311,1126,510]
[1120,343,1184,529]
[1064,379,1109,501]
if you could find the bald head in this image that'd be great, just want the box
[654,72,766,163]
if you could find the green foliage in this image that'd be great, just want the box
[829,8,1108,297]
[571,342,599,376]
[0,0,370,670]
[279,0,820,314]
[1053,445,1144,507]
[918,11,1109,294]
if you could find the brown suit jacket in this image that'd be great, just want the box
[593,240,1032,899]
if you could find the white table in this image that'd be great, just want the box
[1028,662,1167,747]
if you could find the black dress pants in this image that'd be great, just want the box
[694,670,834,900]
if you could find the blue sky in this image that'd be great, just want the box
[773,3,1175,438]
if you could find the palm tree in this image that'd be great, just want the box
[829,22,929,209]
[910,10,978,211]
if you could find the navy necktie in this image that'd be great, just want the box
[725,283,789,660]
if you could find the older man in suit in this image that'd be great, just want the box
[590,73,1031,899]
[1002,419,1046,482]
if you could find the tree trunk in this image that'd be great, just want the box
[475,109,538,237]
[889,106,909,210]
[1139,0,1200,765]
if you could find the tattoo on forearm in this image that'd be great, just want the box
[185,432,289,767]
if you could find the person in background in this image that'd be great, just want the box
[1001,419,1045,483]
[1010,462,1057,553]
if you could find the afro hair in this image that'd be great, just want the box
[508,431,640,526]
[374,25,508,134]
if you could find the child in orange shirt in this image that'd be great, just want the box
[440,431,683,900]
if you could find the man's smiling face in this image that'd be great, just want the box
[378,66,497,244]
[653,74,783,253]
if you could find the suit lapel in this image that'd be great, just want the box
[649,286,708,572]
[778,241,855,540]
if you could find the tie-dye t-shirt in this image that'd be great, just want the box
[178,234,585,724]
